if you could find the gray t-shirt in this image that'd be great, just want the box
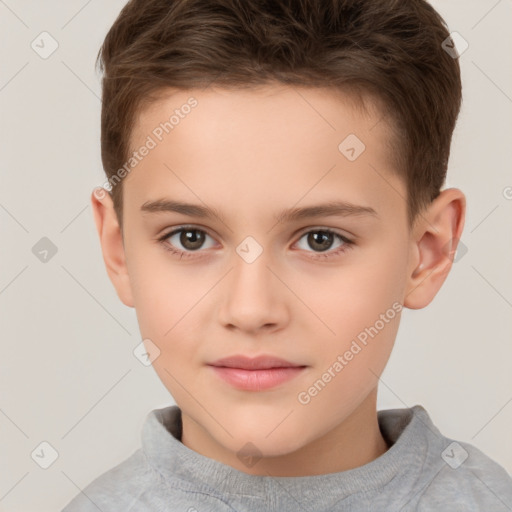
[62,404,512,511]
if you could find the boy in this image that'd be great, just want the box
[63,0,512,510]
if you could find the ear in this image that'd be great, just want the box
[91,187,134,308]
[404,188,466,310]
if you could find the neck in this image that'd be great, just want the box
[181,387,389,477]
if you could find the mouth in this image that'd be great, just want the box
[207,354,307,391]
[209,354,305,370]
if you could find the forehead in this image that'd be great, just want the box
[131,84,387,149]
[125,84,405,225]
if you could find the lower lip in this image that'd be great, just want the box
[209,366,306,391]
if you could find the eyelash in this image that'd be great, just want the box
[157,225,354,261]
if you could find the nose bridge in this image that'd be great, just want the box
[219,234,286,330]
[231,234,274,298]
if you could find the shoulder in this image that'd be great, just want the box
[61,449,158,512]
[416,439,512,510]
[381,405,512,510]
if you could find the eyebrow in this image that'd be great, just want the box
[140,198,379,223]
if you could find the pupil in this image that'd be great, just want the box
[181,229,204,250]
[309,231,332,252]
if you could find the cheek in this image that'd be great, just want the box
[132,268,201,401]
[302,241,405,385]
[309,246,405,336]
[127,243,200,323]
[126,255,204,371]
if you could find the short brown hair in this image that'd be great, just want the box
[96,0,462,230]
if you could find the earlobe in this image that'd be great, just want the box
[91,188,135,308]
[404,188,466,310]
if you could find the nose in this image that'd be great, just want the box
[217,244,289,334]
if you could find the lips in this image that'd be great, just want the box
[208,354,305,370]
[207,355,307,391]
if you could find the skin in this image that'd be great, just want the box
[91,84,465,477]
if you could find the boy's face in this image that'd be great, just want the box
[93,84,462,475]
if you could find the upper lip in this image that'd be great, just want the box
[208,355,306,370]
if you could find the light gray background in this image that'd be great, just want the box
[1,1,511,510]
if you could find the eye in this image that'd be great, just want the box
[157,226,354,261]
[158,226,215,259]
[294,228,354,260]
